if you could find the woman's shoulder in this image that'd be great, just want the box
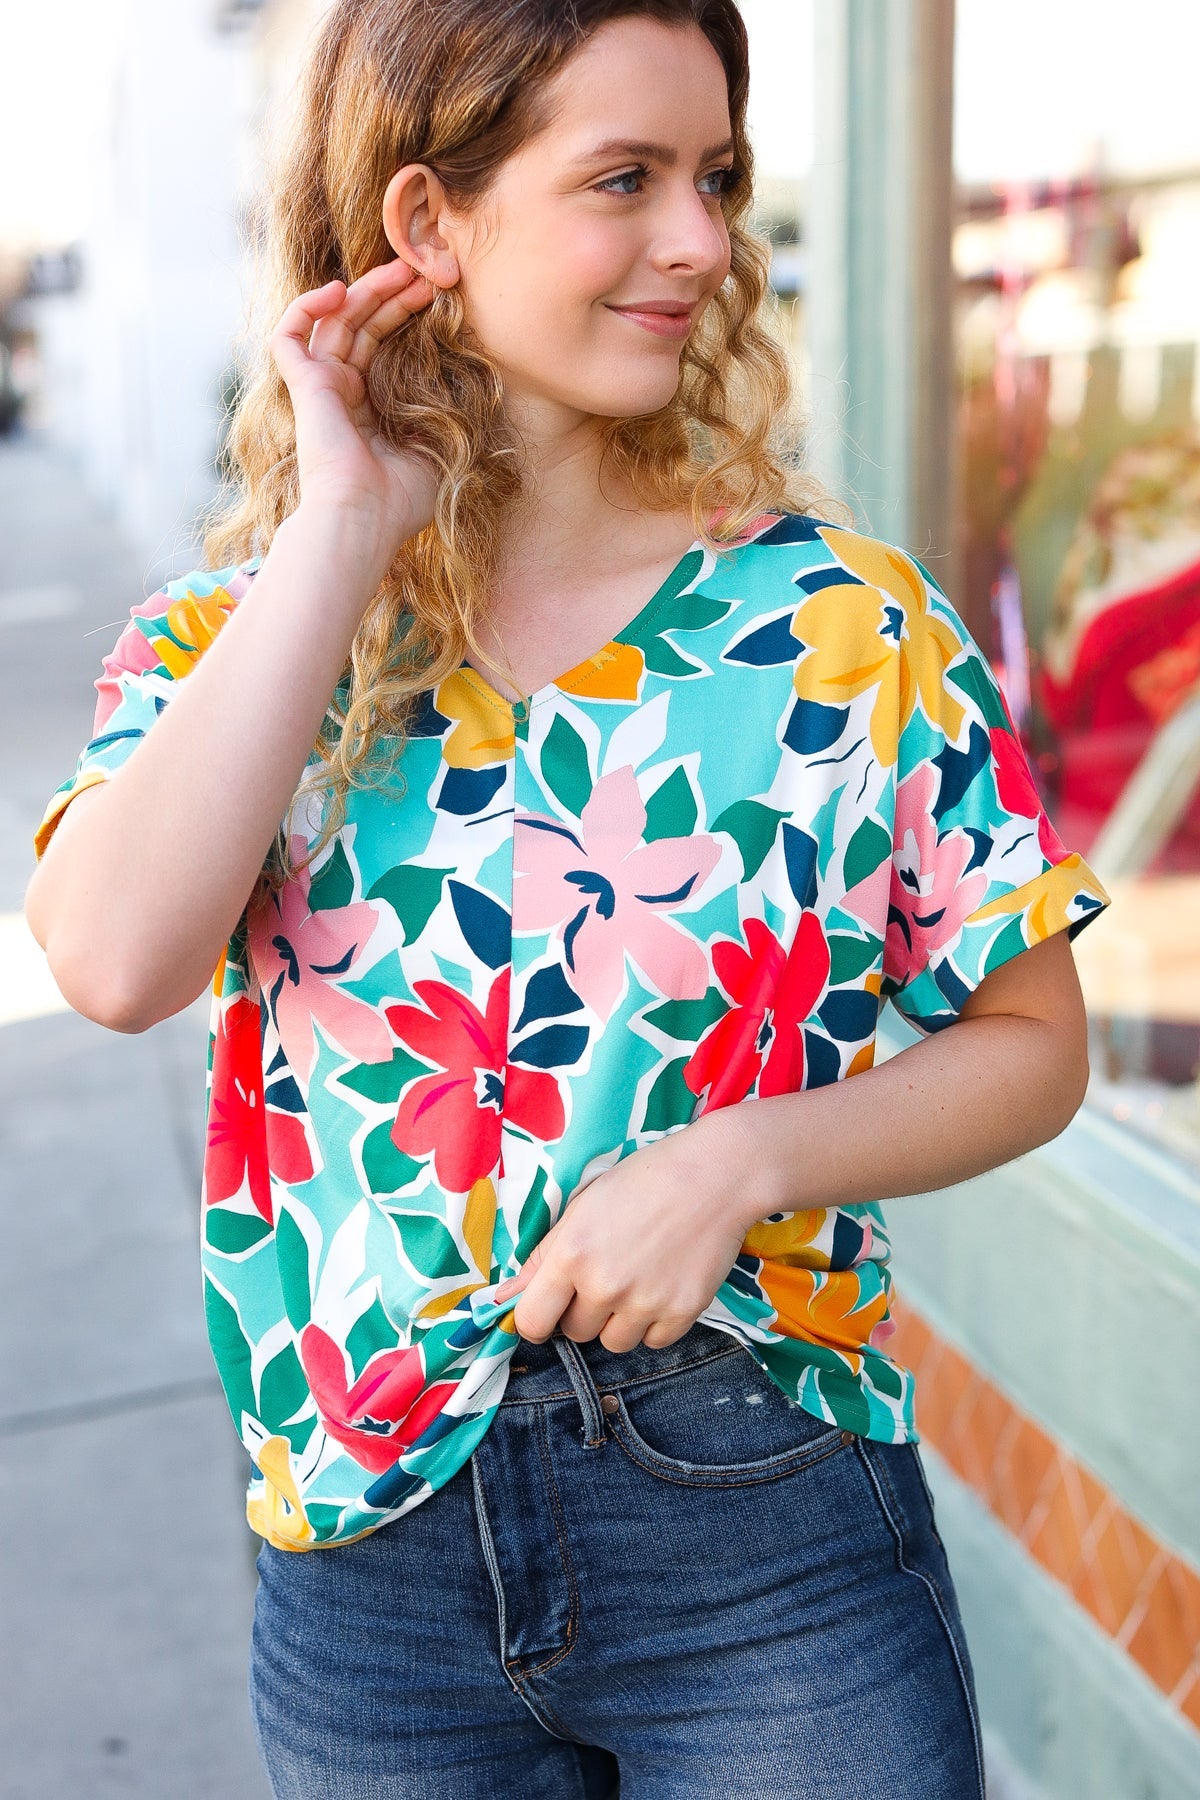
[102,556,264,685]
[719,511,954,616]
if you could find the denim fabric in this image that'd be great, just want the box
[249,1321,984,1799]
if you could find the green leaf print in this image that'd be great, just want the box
[655,589,731,634]
[642,1056,696,1132]
[307,840,355,912]
[258,1341,311,1435]
[642,988,728,1040]
[367,865,452,943]
[389,1211,470,1280]
[205,1209,274,1258]
[826,932,884,986]
[842,816,891,891]
[643,765,698,841]
[947,647,1009,731]
[203,1277,257,1429]
[361,1119,423,1197]
[515,1166,551,1259]
[711,799,790,880]
[640,638,704,679]
[339,1045,430,1106]
[541,713,593,817]
[274,1209,311,1334]
[346,1294,401,1375]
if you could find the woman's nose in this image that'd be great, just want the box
[647,185,729,278]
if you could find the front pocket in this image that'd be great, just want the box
[604,1350,853,1487]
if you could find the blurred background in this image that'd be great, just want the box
[1,0,1198,1794]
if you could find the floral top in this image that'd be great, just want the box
[36,512,1111,1550]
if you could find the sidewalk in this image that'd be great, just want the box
[0,434,270,1797]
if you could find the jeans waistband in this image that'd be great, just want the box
[498,1320,748,1444]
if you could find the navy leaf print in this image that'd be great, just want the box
[818,989,879,1043]
[725,612,798,667]
[783,697,848,755]
[932,720,990,815]
[511,1024,590,1070]
[514,963,585,1034]
[782,822,819,909]
[752,514,825,545]
[437,764,507,816]
[935,957,971,1014]
[448,880,511,969]
[792,563,858,596]
[362,1467,427,1510]
[803,1029,842,1089]
[264,1074,306,1113]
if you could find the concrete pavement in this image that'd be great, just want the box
[0,432,271,1797]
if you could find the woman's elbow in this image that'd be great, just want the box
[38,928,178,1034]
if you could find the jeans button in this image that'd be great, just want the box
[600,1393,620,1416]
[840,1429,856,1444]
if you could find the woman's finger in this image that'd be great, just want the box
[596,1311,656,1355]
[336,259,433,336]
[511,1263,578,1345]
[345,282,436,371]
[268,280,349,381]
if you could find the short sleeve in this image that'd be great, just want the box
[880,557,1111,1035]
[33,560,260,860]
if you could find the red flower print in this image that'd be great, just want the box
[299,1324,457,1474]
[386,967,565,1193]
[247,836,393,1081]
[204,996,313,1222]
[989,725,1067,863]
[684,913,831,1112]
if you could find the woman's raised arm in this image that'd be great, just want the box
[25,262,440,1031]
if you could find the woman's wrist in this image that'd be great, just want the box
[688,1100,796,1232]
[281,500,404,599]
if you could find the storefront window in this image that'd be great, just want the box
[953,0,1200,1168]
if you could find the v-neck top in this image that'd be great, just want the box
[36,511,1111,1550]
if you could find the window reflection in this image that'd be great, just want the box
[954,157,1200,1165]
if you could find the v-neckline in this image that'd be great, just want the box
[457,530,710,718]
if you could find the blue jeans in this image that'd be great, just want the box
[249,1321,985,1798]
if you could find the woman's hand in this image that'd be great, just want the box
[493,1117,761,1353]
[269,260,441,557]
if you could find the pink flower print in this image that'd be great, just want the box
[93,619,163,730]
[513,764,720,1022]
[884,764,989,988]
[248,838,393,1080]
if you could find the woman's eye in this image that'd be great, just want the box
[595,164,652,196]
[702,166,740,196]
[594,164,739,198]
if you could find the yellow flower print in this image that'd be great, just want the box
[796,526,968,764]
[415,1180,497,1319]
[756,1264,891,1376]
[462,1176,497,1277]
[150,591,236,680]
[556,640,645,701]
[789,583,898,764]
[435,670,516,768]
[742,1208,830,1269]
[245,1434,316,1550]
[969,853,1103,939]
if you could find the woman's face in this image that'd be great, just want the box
[383,16,736,435]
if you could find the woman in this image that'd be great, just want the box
[25,2,1110,1794]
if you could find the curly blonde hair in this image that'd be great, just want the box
[200,0,845,873]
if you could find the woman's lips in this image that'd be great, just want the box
[606,305,693,339]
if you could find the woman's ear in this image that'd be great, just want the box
[381,164,461,290]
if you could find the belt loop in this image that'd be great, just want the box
[550,1333,607,1447]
